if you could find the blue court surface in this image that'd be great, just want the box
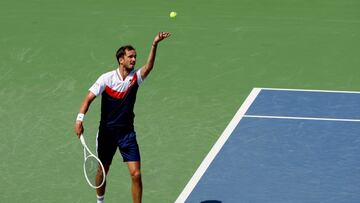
[176,88,360,203]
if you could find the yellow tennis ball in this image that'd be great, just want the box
[170,11,177,18]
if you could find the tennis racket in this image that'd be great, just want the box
[79,134,106,189]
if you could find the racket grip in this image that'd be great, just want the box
[79,134,86,146]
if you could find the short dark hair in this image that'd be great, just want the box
[116,45,135,64]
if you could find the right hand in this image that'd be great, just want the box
[74,121,84,138]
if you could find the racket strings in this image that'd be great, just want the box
[84,156,105,188]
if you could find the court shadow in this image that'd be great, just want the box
[200,200,222,203]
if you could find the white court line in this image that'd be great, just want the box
[175,88,262,203]
[175,87,360,202]
[258,87,360,94]
[244,115,360,122]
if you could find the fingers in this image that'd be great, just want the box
[160,32,171,38]
[77,129,83,138]
[157,32,171,40]
[153,32,171,46]
[75,122,84,138]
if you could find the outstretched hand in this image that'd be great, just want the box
[153,32,171,46]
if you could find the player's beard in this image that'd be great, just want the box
[126,62,135,70]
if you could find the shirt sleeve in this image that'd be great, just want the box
[89,74,106,96]
[136,68,144,86]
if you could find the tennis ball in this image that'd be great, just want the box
[170,11,177,18]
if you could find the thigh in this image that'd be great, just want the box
[97,129,118,165]
[118,130,141,162]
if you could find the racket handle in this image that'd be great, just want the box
[79,134,86,146]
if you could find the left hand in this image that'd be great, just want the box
[153,32,171,46]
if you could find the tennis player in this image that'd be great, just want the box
[74,32,171,203]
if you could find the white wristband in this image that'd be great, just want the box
[76,113,85,122]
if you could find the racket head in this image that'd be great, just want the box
[79,134,106,189]
[83,153,106,189]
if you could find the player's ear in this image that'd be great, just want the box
[119,57,124,64]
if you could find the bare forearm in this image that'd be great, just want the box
[140,32,171,79]
[74,92,96,137]
[78,92,96,114]
[142,44,158,77]
[79,98,92,114]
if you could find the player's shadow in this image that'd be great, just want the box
[200,201,222,203]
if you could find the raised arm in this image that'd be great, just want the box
[140,32,171,79]
[74,91,97,138]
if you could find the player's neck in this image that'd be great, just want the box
[118,66,132,80]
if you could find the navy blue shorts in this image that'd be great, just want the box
[97,127,141,165]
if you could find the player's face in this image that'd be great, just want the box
[120,49,137,70]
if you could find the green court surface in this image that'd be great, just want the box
[1,0,359,202]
